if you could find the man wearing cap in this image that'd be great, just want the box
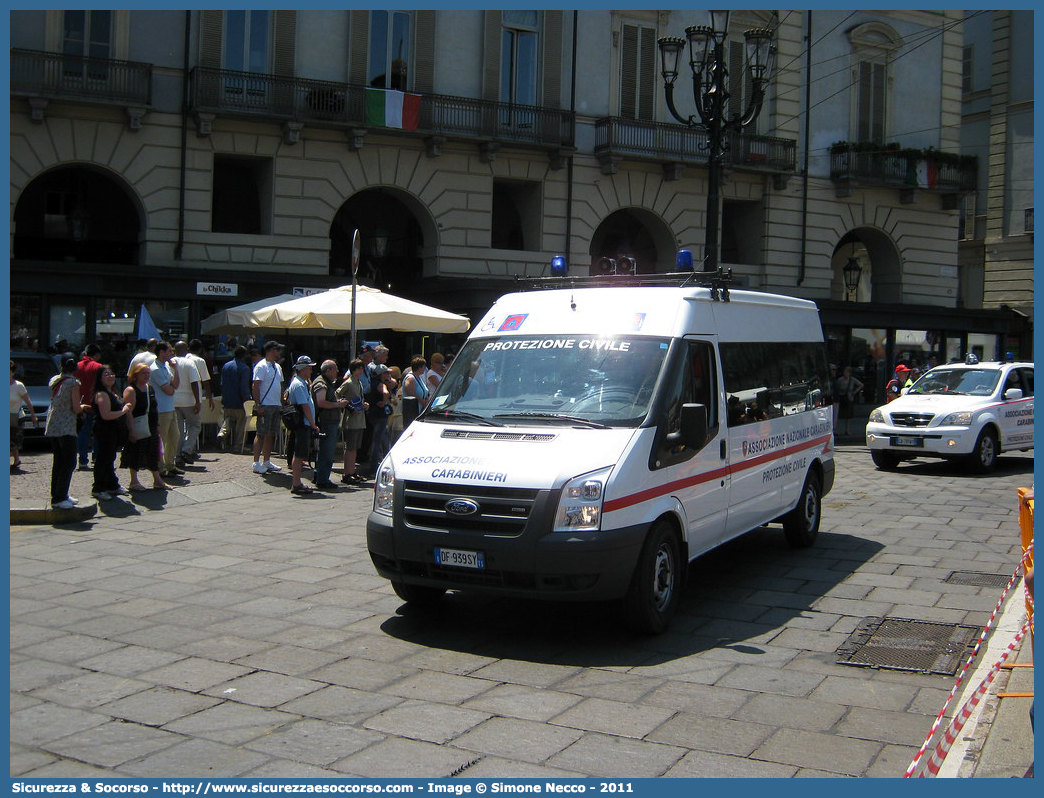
[287,355,318,494]
[251,341,285,474]
[886,365,909,403]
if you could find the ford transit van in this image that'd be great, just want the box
[367,278,835,632]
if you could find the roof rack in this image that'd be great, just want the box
[514,268,736,301]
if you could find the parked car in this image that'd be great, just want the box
[11,350,59,436]
[866,355,1034,473]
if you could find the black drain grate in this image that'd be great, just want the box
[945,570,1011,589]
[836,617,980,675]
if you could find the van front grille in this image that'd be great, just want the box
[402,481,539,536]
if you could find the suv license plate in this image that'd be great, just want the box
[434,547,485,569]
[892,436,923,447]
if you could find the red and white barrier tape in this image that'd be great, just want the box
[916,619,1029,777]
[903,545,1032,778]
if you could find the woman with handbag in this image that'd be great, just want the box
[44,354,88,509]
[120,362,167,491]
[91,365,132,500]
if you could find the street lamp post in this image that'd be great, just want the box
[658,12,775,273]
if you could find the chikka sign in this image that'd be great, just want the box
[196,282,239,297]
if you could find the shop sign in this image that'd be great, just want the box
[196,281,239,297]
[293,287,326,297]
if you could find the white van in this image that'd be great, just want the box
[367,280,835,632]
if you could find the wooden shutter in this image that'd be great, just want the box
[637,25,655,121]
[272,11,296,76]
[620,24,638,119]
[870,61,885,142]
[542,10,563,108]
[349,10,369,85]
[414,10,436,94]
[482,10,502,101]
[200,10,222,69]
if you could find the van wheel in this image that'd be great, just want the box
[967,429,998,474]
[783,473,821,548]
[392,581,446,605]
[622,520,680,634]
[871,450,901,470]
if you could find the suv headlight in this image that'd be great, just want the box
[942,411,974,426]
[554,466,613,532]
[374,459,396,514]
[869,408,885,423]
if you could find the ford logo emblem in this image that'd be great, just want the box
[445,498,480,516]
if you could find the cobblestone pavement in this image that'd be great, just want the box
[8,440,1034,778]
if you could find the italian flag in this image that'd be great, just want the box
[365,88,421,130]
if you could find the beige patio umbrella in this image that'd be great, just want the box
[245,284,470,334]
[200,294,304,336]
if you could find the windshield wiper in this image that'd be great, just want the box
[494,412,609,429]
[423,409,504,427]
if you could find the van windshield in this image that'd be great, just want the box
[424,335,671,428]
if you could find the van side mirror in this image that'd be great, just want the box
[1004,388,1024,401]
[666,403,707,450]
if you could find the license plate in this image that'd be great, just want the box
[892,436,923,447]
[434,547,485,569]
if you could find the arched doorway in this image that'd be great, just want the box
[829,227,902,304]
[329,188,431,296]
[13,165,143,265]
[588,208,675,275]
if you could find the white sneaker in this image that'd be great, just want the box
[91,491,112,501]
[262,460,282,472]
[113,485,129,495]
[252,462,266,474]
[67,497,79,505]
[52,499,75,510]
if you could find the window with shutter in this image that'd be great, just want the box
[620,22,656,121]
[848,22,899,144]
[857,60,886,142]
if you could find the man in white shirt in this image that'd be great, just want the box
[251,340,285,474]
[180,339,214,462]
[171,340,202,469]
[127,338,158,377]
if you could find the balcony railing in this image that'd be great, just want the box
[11,48,152,106]
[594,117,796,172]
[190,67,574,149]
[830,149,976,193]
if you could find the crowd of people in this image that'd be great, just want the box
[20,337,452,507]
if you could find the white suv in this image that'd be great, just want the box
[866,356,1034,473]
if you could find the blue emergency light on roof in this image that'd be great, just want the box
[675,249,694,271]
[965,353,979,365]
[550,254,568,277]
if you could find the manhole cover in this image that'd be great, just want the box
[835,617,980,675]
[945,570,1010,589]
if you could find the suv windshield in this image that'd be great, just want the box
[425,335,670,427]
[908,368,1000,397]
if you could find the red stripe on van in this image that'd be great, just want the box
[602,434,832,514]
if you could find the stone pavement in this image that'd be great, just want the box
[8,440,1034,778]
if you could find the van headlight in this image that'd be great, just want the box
[554,467,613,532]
[869,408,884,423]
[942,411,974,426]
[374,459,396,515]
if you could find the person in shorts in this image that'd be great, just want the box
[287,355,318,494]
[251,341,284,474]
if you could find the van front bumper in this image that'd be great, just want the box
[367,510,647,602]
